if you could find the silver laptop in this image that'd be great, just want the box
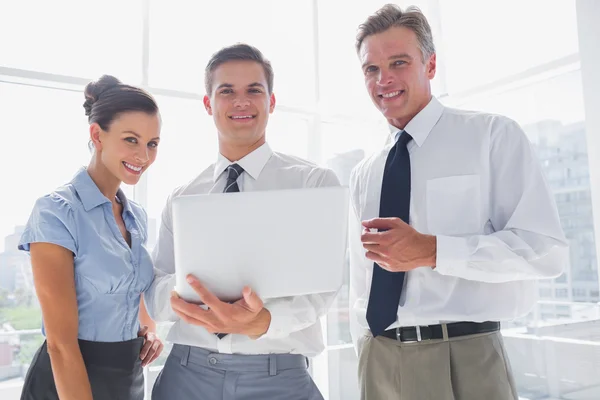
[172,186,349,303]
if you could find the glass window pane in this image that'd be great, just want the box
[321,119,389,172]
[327,347,360,400]
[148,0,315,109]
[0,0,143,81]
[0,82,92,397]
[439,0,579,94]
[146,96,216,247]
[0,83,91,250]
[266,112,309,160]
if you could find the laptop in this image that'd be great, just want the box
[171,186,349,303]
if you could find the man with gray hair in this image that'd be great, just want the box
[349,4,568,399]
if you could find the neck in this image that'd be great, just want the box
[86,153,121,202]
[388,94,432,131]
[219,136,266,162]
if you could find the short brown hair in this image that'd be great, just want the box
[204,43,274,95]
[356,4,435,62]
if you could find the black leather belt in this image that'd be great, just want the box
[380,321,500,342]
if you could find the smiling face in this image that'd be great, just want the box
[91,111,161,185]
[203,60,276,152]
[359,26,436,130]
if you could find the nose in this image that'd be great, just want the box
[376,69,394,86]
[134,147,150,164]
[233,95,250,108]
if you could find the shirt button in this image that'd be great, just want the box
[209,357,218,365]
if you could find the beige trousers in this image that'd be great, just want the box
[357,330,518,400]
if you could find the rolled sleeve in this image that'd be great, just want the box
[434,119,568,283]
[262,300,296,339]
[259,291,338,340]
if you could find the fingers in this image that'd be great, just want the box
[365,250,387,265]
[146,341,164,365]
[140,338,163,367]
[170,294,219,327]
[186,275,224,312]
[241,287,263,313]
[137,325,148,338]
[139,338,153,361]
[362,243,385,254]
[361,231,387,244]
[361,217,401,230]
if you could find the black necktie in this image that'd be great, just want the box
[366,131,412,337]
[224,163,244,193]
[215,163,245,339]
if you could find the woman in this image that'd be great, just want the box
[18,75,164,400]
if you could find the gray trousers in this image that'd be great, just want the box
[152,344,324,400]
[358,330,518,400]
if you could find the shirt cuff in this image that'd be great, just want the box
[148,274,178,323]
[435,235,470,277]
[259,301,294,340]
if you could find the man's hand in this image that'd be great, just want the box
[170,275,272,338]
[137,326,164,367]
[361,217,436,272]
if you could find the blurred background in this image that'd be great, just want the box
[1,0,600,398]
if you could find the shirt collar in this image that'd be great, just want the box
[389,96,444,147]
[71,167,133,215]
[212,142,273,182]
[116,188,134,216]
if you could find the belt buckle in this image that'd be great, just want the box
[395,326,431,343]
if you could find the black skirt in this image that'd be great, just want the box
[20,337,145,400]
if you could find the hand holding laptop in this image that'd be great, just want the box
[171,274,272,338]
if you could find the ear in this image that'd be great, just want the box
[269,93,276,114]
[203,95,213,116]
[426,53,437,80]
[89,123,103,151]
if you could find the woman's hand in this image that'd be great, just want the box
[137,326,164,367]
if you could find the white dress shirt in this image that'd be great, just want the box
[349,96,569,346]
[145,142,341,357]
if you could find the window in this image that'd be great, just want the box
[0,0,142,81]
[438,0,579,94]
[0,83,90,250]
[148,0,315,109]
[0,83,91,391]
[2,1,600,399]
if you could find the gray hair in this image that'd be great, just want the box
[356,4,435,62]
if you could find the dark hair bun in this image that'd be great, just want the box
[83,75,122,116]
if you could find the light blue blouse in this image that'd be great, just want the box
[19,168,154,342]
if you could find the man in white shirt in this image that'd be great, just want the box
[146,44,339,400]
[349,5,569,400]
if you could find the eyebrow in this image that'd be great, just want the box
[122,130,160,141]
[361,53,413,69]
[248,82,266,89]
[216,82,266,90]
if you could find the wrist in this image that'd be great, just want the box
[423,234,437,268]
[247,309,271,338]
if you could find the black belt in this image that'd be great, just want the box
[380,321,500,342]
